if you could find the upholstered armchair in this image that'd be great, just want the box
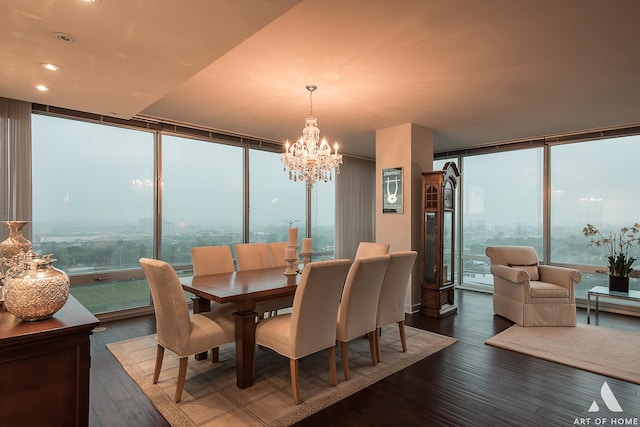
[485,246,582,327]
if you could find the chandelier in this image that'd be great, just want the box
[281,85,343,188]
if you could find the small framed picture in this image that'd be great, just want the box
[382,167,403,214]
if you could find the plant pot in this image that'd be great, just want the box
[608,275,629,293]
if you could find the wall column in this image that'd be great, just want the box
[375,123,433,312]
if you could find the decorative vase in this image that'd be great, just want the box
[4,255,70,321]
[0,220,32,259]
[608,275,629,293]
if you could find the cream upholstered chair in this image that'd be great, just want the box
[191,245,234,276]
[139,258,235,402]
[235,242,292,317]
[234,243,272,271]
[191,245,236,318]
[336,255,390,380]
[267,242,289,268]
[354,242,390,259]
[375,251,418,362]
[485,246,582,327]
[255,259,352,404]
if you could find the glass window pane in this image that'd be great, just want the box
[462,149,543,286]
[249,150,306,244]
[311,179,335,260]
[161,135,243,265]
[551,136,640,296]
[32,114,155,313]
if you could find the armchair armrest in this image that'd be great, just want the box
[538,265,582,288]
[490,264,529,284]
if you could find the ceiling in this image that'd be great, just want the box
[2,0,639,158]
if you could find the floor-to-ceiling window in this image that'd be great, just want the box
[459,148,543,288]
[31,112,337,316]
[161,134,243,266]
[248,150,306,245]
[32,114,155,313]
[550,135,640,298]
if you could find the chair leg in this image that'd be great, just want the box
[368,331,378,365]
[289,358,301,404]
[211,347,219,363]
[376,327,382,363]
[328,346,338,386]
[175,357,188,403]
[153,344,164,384]
[340,341,350,380]
[398,320,407,352]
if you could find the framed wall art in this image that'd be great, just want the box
[382,167,403,214]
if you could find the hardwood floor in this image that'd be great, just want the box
[89,290,640,426]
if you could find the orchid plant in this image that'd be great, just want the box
[583,223,640,277]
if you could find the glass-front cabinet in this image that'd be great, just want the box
[420,162,460,318]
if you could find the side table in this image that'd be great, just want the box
[587,286,640,324]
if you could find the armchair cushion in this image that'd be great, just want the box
[529,281,569,298]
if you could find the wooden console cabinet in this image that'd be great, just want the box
[0,295,99,427]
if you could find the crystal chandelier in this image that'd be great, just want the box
[281,85,343,188]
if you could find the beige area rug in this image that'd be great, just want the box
[485,323,640,384]
[107,324,456,426]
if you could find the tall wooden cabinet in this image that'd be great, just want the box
[421,162,460,318]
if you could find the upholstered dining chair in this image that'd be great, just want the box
[191,245,236,327]
[485,246,582,327]
[191,245,235,276]
[254,259,352,404]
[375,251,418,362]
[354,242,390,259]
[235,242,291,317]
[336,254,390,380]
[139,258,235,402]
[234,243,272,271]
[267,242,289,268]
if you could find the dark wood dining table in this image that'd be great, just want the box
[181,267,298,389]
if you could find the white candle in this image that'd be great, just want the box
[302,238,312,253]
[288,227,298,246]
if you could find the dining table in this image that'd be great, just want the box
[180,267,298,389]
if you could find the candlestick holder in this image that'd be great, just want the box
[299,251,312,270]
[284,245,299,276]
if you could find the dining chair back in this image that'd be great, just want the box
[234,243,272,271]
[354,242,390,259]
[191,245,235,276]
[336,254,390,379]
[255,258,352,404]
[139,258,235,402]
[375,251,418,361]
[267,242,289,268]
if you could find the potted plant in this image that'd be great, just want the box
[583,223,640,292]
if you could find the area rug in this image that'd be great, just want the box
[107,324,456,426]
[485,323,640,384]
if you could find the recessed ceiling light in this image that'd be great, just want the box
[35,84,49,92]
[41,63,61,72]
[52,32,77,43]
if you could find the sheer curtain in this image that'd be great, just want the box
[334,156,375,259]
[0,98,32,241]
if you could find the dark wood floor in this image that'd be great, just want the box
[89,290,640,426]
